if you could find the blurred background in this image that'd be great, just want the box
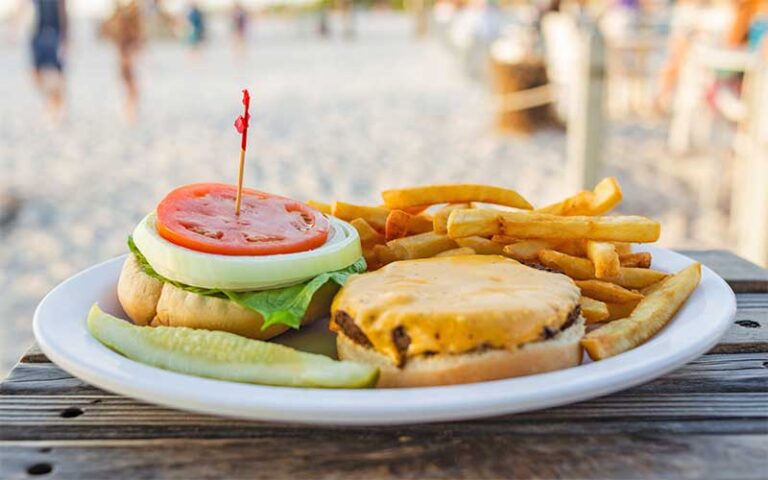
[1,0,766,375]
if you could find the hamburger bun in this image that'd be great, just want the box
[337,316,585,388]
[117,254,337,340]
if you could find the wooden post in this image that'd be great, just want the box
[411,0,429,37]
[566,23,606,191]
[735,60,768,266]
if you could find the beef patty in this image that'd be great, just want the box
[333,304,582,367]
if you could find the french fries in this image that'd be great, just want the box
[574,280,643,304]
[604,299,642,321]
[332,202,390,231]
[350,218,385,248]
[384,210,433,241]
[372,244,399,267]
[384,210,411,241]
[537,177,623,216]
[586,241,620,278]
[323,178,700,363]
[582,263,702,360]
[435,247,476,257]
[490,235,518,244]
[386,232,457,260]
[538,250,668,288]
[306,200,332,215]
[400,205,430,215]
[455,236,506,255]
[447,209,661,243]
[554,239,588,257]
[620,252,652,268]
[580,296,610,324]
[502,240,559,262]
[433,203,471,233]
[613,242,632,255]
[382,184,533,210]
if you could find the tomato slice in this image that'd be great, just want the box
[155,183,330,256]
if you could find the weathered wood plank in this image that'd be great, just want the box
[18,345,46,364]
[0,363,106,397]
[713,294,768,353]
[1,435,766,480]
[3,353,766,398]
[0,393,765,440]
[680,249,768,292]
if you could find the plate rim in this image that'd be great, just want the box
[33,246,736,425]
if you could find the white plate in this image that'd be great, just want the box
[33,246,736,425]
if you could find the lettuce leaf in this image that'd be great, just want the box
[127,237,366,329]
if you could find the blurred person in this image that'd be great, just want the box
[186,2,206,53]
[102,0,144,121]
[30,0,68,122]
[728,0,768,53]
[656,0,736,113]
[231,1,248,51]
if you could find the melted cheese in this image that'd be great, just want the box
[331,255,580,365]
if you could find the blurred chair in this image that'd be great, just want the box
[668,43,758,154]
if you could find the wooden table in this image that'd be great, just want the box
[1,250,767,479]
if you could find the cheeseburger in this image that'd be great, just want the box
[118,183,364,340]
[331,255,584,387]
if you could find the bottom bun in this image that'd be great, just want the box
[336,316,585,388]
[117,255,337,340]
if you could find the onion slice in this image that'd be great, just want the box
[132,213,362,291]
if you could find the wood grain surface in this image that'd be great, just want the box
[1,435,766,480]
[1,249,766,479]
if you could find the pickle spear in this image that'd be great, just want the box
[87,304,378,388]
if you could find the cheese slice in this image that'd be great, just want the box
[331,255,580,365]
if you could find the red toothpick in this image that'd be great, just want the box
[233,89,251,216]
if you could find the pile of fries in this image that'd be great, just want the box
[310,178,701,361]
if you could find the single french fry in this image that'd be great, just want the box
[502,240,559,262]
[306,200,331,215]
[455,236,506,255]
[582,263,702,360]
[586,241,620,278]
[382,184,532,210]
[620,252,652,268]
[433,203,471,233]
[580,296,610,324]
[435,247,476,257]
[373,244,399,266]
[554,239,588,257]
[385,210,433,240]
[386,232,457,260]
[400,205,430,215]
[640,278,667,297]
[385,210,412,241]
[332,202,390,231]
[362,246,379,270]
[604,299,642,321]
[613,242,632,255]
[350,218,385,248]
[490,234,518,244]
[447,209,660,243]
[575,280,643,304]
[537,177,623,216]
[537,250,668,288]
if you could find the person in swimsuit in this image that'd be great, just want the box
[231,1,248,52]
[30,0,68,121]
[102,0,143,121]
